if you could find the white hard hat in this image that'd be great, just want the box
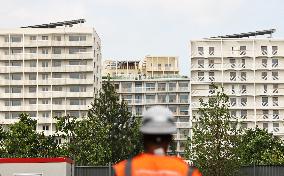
[140,106,177,134]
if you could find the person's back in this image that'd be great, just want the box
[114,153,201,176]
[113,106,202,176]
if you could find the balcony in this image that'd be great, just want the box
[65,53,93,60]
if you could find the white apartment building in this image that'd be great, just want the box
[0,20,102,135]
[190,31,284,139]
[103,56,190,155]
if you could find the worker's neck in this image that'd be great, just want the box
[145,146,167,156]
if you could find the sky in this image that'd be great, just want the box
[1,0,284,75]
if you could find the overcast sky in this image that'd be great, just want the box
[1,0,284,75]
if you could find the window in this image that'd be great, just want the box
[168,94,176,103]
[262,58,267,68]
[52,73,61,78]
[53,86,62,91]
[30,36,36,40]
[241,85,247,94]
[70,99,86,105]
[146,94,155,103]
[11,100,21,106]
[261,46,268,55]
[42,36,48,40]
[241,110,247,119]
[231,85,235,94]
[209,85,215,94]
[273,110,279,119]
[42,86,49,91]
[168,105,177,115]
[198,72,204,81]
[69,73,86,79]
[209,72,215,81]
[69,47,87,54]
[241,97,247,106]
[30,48,37,53]
[42,61,48,67]
[30,61,37,67]
[29,99,36,104]
[135,83,142,92]
[263,84,268,93]
[241,59,246,68]
[70,86,86,92]
[135,106,142,116]
[229,58,236,68]
[180,105,189,115]
[11,61,21,66]
[179,94,188,103]
[272,59,278,68]
[261,72,267,80]
[11,74,21,80]
[145,83,155,91]
[10,87,21,93]
[273,84,278,93]
[53,48,61,54]
[272,71,278,80]
[240,46,246,55]
[230,110,237,118]
[68,111,80,117]
[197,47,204,55]
[272,46,278,55]
[53,99,62,105]
[169,82,176,91]
[158,83,166,91]
[263,123,268,130]
[198,59,204,68]
[179,82,188,91]
[42,48,48,54]
[43,125,49,131]
[262,97,268,106]
[29,74,36,80]
[11,36,22,42]
[54,36,61,41]
[158,94,167,103]
[273,123,280,132]
[263,110,269,119]
[69,35,87,41]
[29,86,36,93]
[209,59,214,68]
[121,82,132,92]
[42,99,49,104]
[134,94,142,104]
[52,60,61,67]
[241,72,246,81]
[179,128,189,139]
[273,97,278,106]
[11,49,22,54]
[230,72,236,81]
[209,47,214,55]
[42,74,49,80]
[230,98,236,106]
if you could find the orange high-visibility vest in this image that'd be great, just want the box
[113,153,202,176]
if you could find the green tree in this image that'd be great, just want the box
[185,84,241,176]
[56,77,142,165]
[238,127,284,165]
[3,113,63,158]
[0,125,7,157]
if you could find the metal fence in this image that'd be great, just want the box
[75,165,284,176]
[240,165,284,176]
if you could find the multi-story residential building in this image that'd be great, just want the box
[0,19,102,135]
[103,56,190,155]
[190,30,284,139]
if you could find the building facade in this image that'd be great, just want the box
[103,56,190,155]
[0,25,101,135]
[190,38,284,139]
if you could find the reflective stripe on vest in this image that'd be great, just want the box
[124,159,194,176]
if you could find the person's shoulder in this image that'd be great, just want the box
[170,156,188,164]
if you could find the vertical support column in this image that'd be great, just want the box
[253,39,257,127]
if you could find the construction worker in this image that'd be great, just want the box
[113,106,202,176]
